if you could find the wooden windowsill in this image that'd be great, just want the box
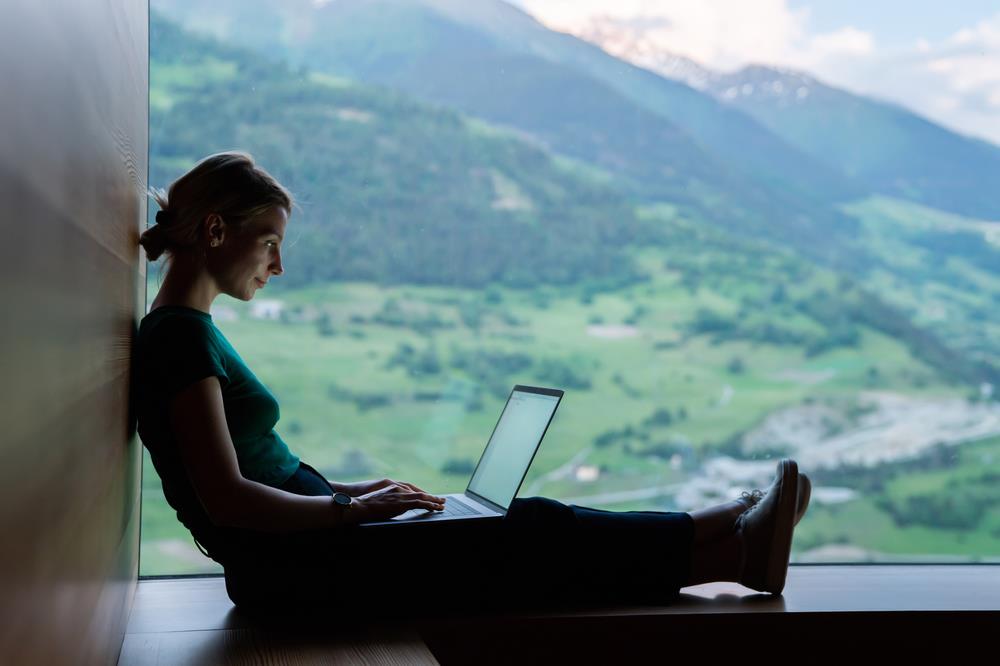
[120,565,1000,664]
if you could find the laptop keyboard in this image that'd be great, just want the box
[437,495,479,517]
[394,494,483,521]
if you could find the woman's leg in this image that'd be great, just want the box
[504,497,696,604]
[220,461,803,610]
[681,499,754,585]
[686,530,742,586]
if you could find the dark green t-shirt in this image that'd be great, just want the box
[135,305,300,541]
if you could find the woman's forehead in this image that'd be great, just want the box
[249,206,287,236]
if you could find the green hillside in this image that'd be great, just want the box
[151,11,650,289]
[843,196,1000,371]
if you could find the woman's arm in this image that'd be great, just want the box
[169,376,346,533]
[169,376,445,533]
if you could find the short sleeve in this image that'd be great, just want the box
[145,316,230,400]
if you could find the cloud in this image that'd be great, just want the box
[519,1,1000,146]
[806,26,874,59]
[926,18,1000,99]
[522,0,802,69]
[838,13,1000,145]
[519,0,863,71]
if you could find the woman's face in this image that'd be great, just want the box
[211,205,288,301]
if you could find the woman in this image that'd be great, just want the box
[135,152,811,614]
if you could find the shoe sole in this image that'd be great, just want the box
[764,459,798,594]
[795,473,811,526]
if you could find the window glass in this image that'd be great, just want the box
[143,0,1000,575]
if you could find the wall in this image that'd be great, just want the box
[0,1,148,664]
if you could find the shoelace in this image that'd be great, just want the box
[739,489,765,514]
[736,488,774,537]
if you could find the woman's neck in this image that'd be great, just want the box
[149,255,219,314]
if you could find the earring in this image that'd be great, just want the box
[211,240,219,247]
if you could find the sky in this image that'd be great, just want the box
[513,0,1000,147]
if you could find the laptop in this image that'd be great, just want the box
[361,385,563,526]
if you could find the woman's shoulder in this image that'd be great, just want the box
[141,305,213,327]
[139,306,219,346]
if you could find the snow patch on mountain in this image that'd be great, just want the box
[711,65,824,106]
[568,15,822,106]
[571,15,717,91]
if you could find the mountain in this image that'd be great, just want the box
[151,0,871,269]
[567,14,1000,221]
[153,0,729,203]
[407,0,864,206]
[706,66,1000,220]
[149,11,650,289]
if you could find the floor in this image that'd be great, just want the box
[118,565,1000,664]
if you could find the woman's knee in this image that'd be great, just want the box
[507,496,576,525]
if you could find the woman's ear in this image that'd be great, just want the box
[204,213,226,247]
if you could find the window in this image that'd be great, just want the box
[142,0,1000,575]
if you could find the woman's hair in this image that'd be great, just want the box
[140,151,294,264]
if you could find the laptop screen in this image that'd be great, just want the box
[467,388,561,509]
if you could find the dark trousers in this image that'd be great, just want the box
[214,461,695,614]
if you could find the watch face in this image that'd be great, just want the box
[334,492,352,506]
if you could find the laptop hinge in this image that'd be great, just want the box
[465,490,507,515]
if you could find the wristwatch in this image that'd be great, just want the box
[332,492,353,511]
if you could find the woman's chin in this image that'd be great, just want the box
[233,280,264,301]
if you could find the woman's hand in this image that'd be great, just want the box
[346,482,447,524]
[334,477,433,498]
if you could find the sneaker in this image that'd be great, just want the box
[735,458,799,595]
[738,471,811,526]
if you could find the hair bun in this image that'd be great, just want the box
[155,209,173,226]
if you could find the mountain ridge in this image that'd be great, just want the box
[152,0,874,270]
[565,14,1000,220]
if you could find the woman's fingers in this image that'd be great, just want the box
[362,485,447,512]
[403,492,445,509]
[394,480,428,494]
[401,491,443,504]
[397,480,445,501]
[389,482,446,502]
